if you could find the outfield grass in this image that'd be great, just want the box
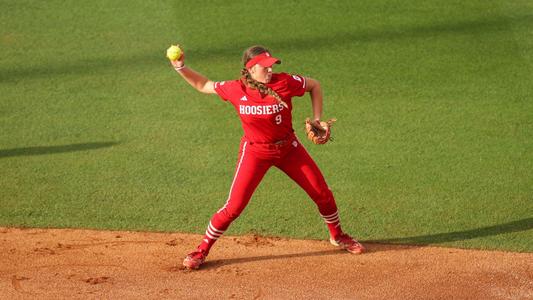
[1,0,532,252]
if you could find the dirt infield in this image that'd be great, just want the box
[1,227,532,299]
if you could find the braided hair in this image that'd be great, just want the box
[241,46,288,108]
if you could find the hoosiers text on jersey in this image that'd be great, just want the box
[238,103,285,115]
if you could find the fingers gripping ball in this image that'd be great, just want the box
[166,45,182,61]
[305,118,337,145]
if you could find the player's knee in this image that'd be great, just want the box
[219,207,242,221]
[314,188,334,204]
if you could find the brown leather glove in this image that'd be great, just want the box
[304,118,337,145]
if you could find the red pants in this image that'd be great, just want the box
[199,135,342,253]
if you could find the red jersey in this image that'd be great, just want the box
[214,73,306,143]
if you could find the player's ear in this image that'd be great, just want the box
[248,65,256,75]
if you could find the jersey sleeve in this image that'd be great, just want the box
[213,81,231,101]
[287,74,307,97]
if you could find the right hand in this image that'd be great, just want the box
[170,45,185,70]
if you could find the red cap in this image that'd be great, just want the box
[245,52,281,69]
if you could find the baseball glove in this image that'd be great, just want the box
[305,118,337,145]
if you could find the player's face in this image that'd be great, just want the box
[250,64,273,84]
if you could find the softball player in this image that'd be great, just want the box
[170,45,365,270]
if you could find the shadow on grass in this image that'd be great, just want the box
[2,14,532,83]
[0,53,162,83]
[0,142,118,158]
[372,217,533,245]
[255,14,533,55]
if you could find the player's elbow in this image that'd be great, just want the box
[306,77,321,93]
[197,81,216,94]
[197,86,210,94]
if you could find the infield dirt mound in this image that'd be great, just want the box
[1,227,532,299]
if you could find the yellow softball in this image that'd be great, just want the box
[166,45,182,61]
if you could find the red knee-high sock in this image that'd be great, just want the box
[197,209,238,254]
[197,221,225,254]
[321,210,343,239]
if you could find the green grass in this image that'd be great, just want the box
[1,0,532,252]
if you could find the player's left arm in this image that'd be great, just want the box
[304,77,323,123]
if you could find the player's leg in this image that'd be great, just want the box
[275,142,365,254]
[200,147,270,252]
[183,141,271,269]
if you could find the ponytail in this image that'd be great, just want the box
[240,68,288,108]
